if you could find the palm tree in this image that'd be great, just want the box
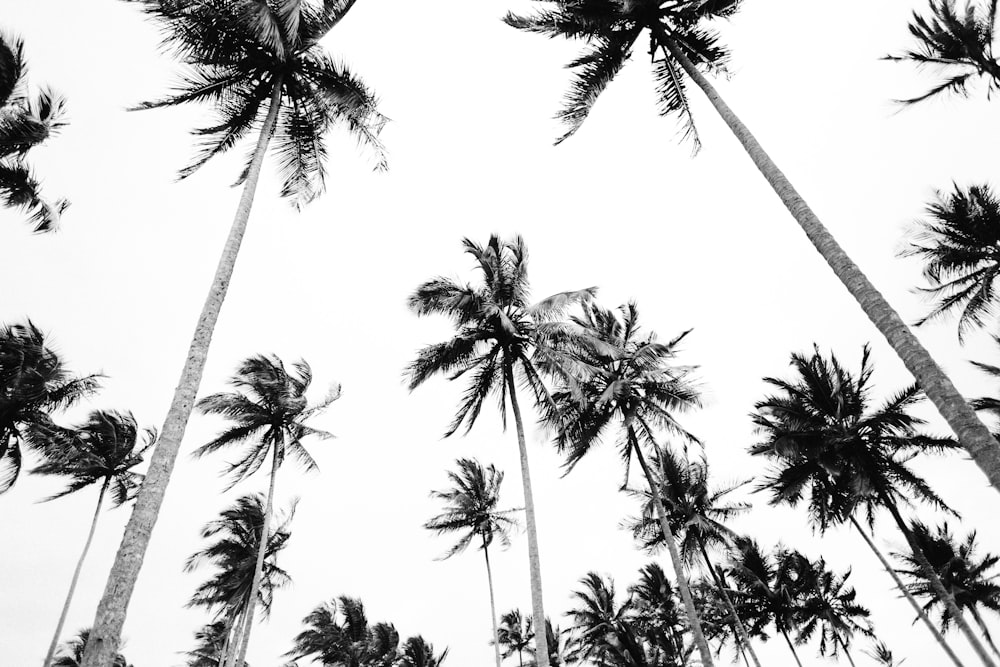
[544,301,713,665]
[565,572,651,667]
[864,640,907,666]
[31,411,154,667]
[0,320,100,492]
[503,0,1000,494]
[628,563,690,665]
[626,446,759,666]
[496,610,534,667]
[182,621,249,667]
[194,354,337,667]
[528,619,575,667]
[406,234,596,667]
[424,458,520,667]
[893,521,1000,658]
[52,629,130,667]
[286,596,400,667]
[749,345,989,666]
[901,183,1000,341]
[886,0,1000,104]
[398,637,448,667]
[82,2,386,660]
[186,494,295,666]
[0,32,69,232]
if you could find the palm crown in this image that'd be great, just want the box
[786,554,873,659]
[183,622,249,667]
[52,629,131,667]
[125,0,387,206]
[286,596,401,667]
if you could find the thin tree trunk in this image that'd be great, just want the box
[850,516,965,667]
[227,444,280,667]
[836,635,857,667]
[880,492,996,666]
[483,539,504,667]
[780,629,804,667]
[219,610,238,667]
[43,479,109,667]
[504,363,549,667]
[971,607,1000,659]
[630,433,715,667]
[697,538,762,667]
[81,79,285,667]
[662,37,1000,494]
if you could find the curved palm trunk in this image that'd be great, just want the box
[227,444,280,667]
[970,607,1000,659]
[780,629,804,667]
[849,516,966,667]
[662,38,1000,494]
[483,539,504,667]
[630,435,715,667]
[696,539,762,667]
[503,363,550,667]
[879,492,996,667]
[42,479,109,667]
[80,80,285,667]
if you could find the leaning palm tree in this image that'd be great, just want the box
[544,301,713,665]
[893,521,1000,658]
[424,458,520,667]
[901,183,1000,342]
[194,354,337,667]
[31,411,154,667]
[886,0,1000,104]
[0,32,69,232]
[186,494,295,666]
[82,2,386,661]
[496,610,534,667]
[406,234,596,667]
[52,629,130,667]
[0,320,100,492]
[503,0,1000,493]
[750,345,990,666]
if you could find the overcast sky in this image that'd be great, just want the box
[3,1,1000,666]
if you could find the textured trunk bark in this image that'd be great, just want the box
[630,434,715,667]
[880,492,995,666]
[80,79,285,667]
[504,363,550,667]
[483,540,504,667]
[662,38,1000,494]
[850,516,965,667]
[697,538,762,667]
[781,629,804,667]
[43,479,109,667]
[971,607,1000,659]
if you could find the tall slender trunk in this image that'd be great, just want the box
[218,610,238,667]
[780,629,804,667]
[227,444,280,667]
[697,539,762,667]
[849,516,965,667]
[661,37,1000,494]
[630,433,714,667]
[504,363,549,667]
[483,538,503,667]
[879,491,996,667]
[81,79,285,667]
[971,607,1000,659]
[836,635,856,667]
[43,479,109,667]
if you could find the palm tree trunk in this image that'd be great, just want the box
[780,629,804,667]
[661,37,1000,495]
[219,610,238,667]
[43,479,109,667]
[483,538,504,667]
[227,443,280,667]
[970,606,1000,659]
[80,79,285,667]
[849,516,965,667]
[697,538,762,667]
[836,635,857,667]
[503,363,550,667]
[630,433,715,667]
[879,491,996,667]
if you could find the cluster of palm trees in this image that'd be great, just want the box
[4,0,1000,665]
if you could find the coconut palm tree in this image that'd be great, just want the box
[183,621,249,667]
[424,458,520,667]
[31,411,154,667]
[528,619,576,667]
[893,521,1000,658]
[886,0,1000,104]
[628,563,691,665]
[543,301,713,665]
[749,345,990,666]
[901,183,1000,341]
[52,629,130,667]
[82,2,386,660]
[0,32,69,232]
[406,234,596,667]
[865,640,907,666]
[286,596,400,667]
[0,320,100,492]
[565,572,650,667]
[186,494,295,666]
[398,637,448,667]
[194,354,337,667]
[496,610,534,667]
[503,0,1000,494]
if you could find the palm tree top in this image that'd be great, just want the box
[503,0,739,146]
[123,0,388,207]
[52,628,131,667]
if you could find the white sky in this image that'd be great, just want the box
[2,1,1000,666]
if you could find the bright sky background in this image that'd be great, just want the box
[3,1,1000,666]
